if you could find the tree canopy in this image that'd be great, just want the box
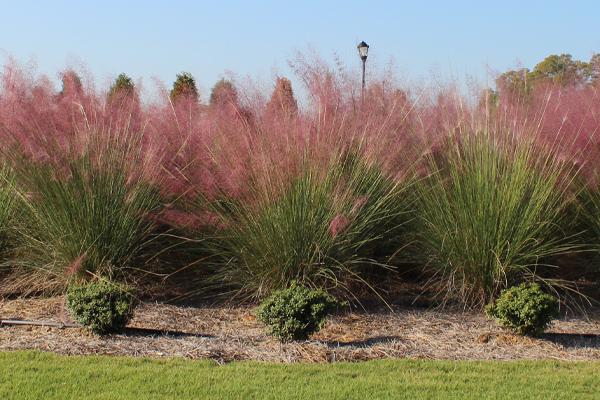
[58,70,84,98]
[209,79,238,106]
[170,72,199,102]
[497,53,600,96]
[266,77,298,117]
[107,73,136,102]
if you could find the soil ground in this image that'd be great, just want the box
[1,297,598,363]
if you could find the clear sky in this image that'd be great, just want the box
[1,1,599,98]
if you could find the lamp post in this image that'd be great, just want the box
[357,41,369,99]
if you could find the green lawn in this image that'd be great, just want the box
[0,351,598,399]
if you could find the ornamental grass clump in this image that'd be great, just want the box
[0,164,17,258]
[485,283,559,336]
[66,279,134,334]
[575,181,600,270]
[0,61,163,293]
[202,152,415,301]
[414,123,580,307]
[256,281,341,342]
[148,53,429,301]
[6,130,162,292]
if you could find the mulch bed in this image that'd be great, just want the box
[1,297,599,363]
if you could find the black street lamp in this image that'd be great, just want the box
[357,41,369,98]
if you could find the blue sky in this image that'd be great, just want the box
[1,1,599,98]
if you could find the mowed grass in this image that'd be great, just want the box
[0,351,598,400]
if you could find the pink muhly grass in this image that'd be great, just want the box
[0,62,151,171]
[65,254,87,278]
[487,80,600,186]
[153,208,225,231]
[350,196,369,215]
[328,214,350,238]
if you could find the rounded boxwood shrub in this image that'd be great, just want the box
[256,282,341,342]
[485,283,559,336]
[66,280,134,334]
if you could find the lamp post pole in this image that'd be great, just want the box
[361,57,366,98]
[357,41,369,100]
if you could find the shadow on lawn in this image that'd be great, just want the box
[541,332,600,349]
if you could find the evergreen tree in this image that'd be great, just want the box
[170,72,199,102]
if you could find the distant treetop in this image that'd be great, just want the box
[59,70,84,98]
[497,53,600,96]
[209,78,238,106]
[170,72,199,102]
[266,77,298,117]
[107,73,136,102]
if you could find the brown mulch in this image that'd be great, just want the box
[0,297,599,363]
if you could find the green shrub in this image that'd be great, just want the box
[66,280,134,334]
[485,283,559,336]
[256,282,341,342]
